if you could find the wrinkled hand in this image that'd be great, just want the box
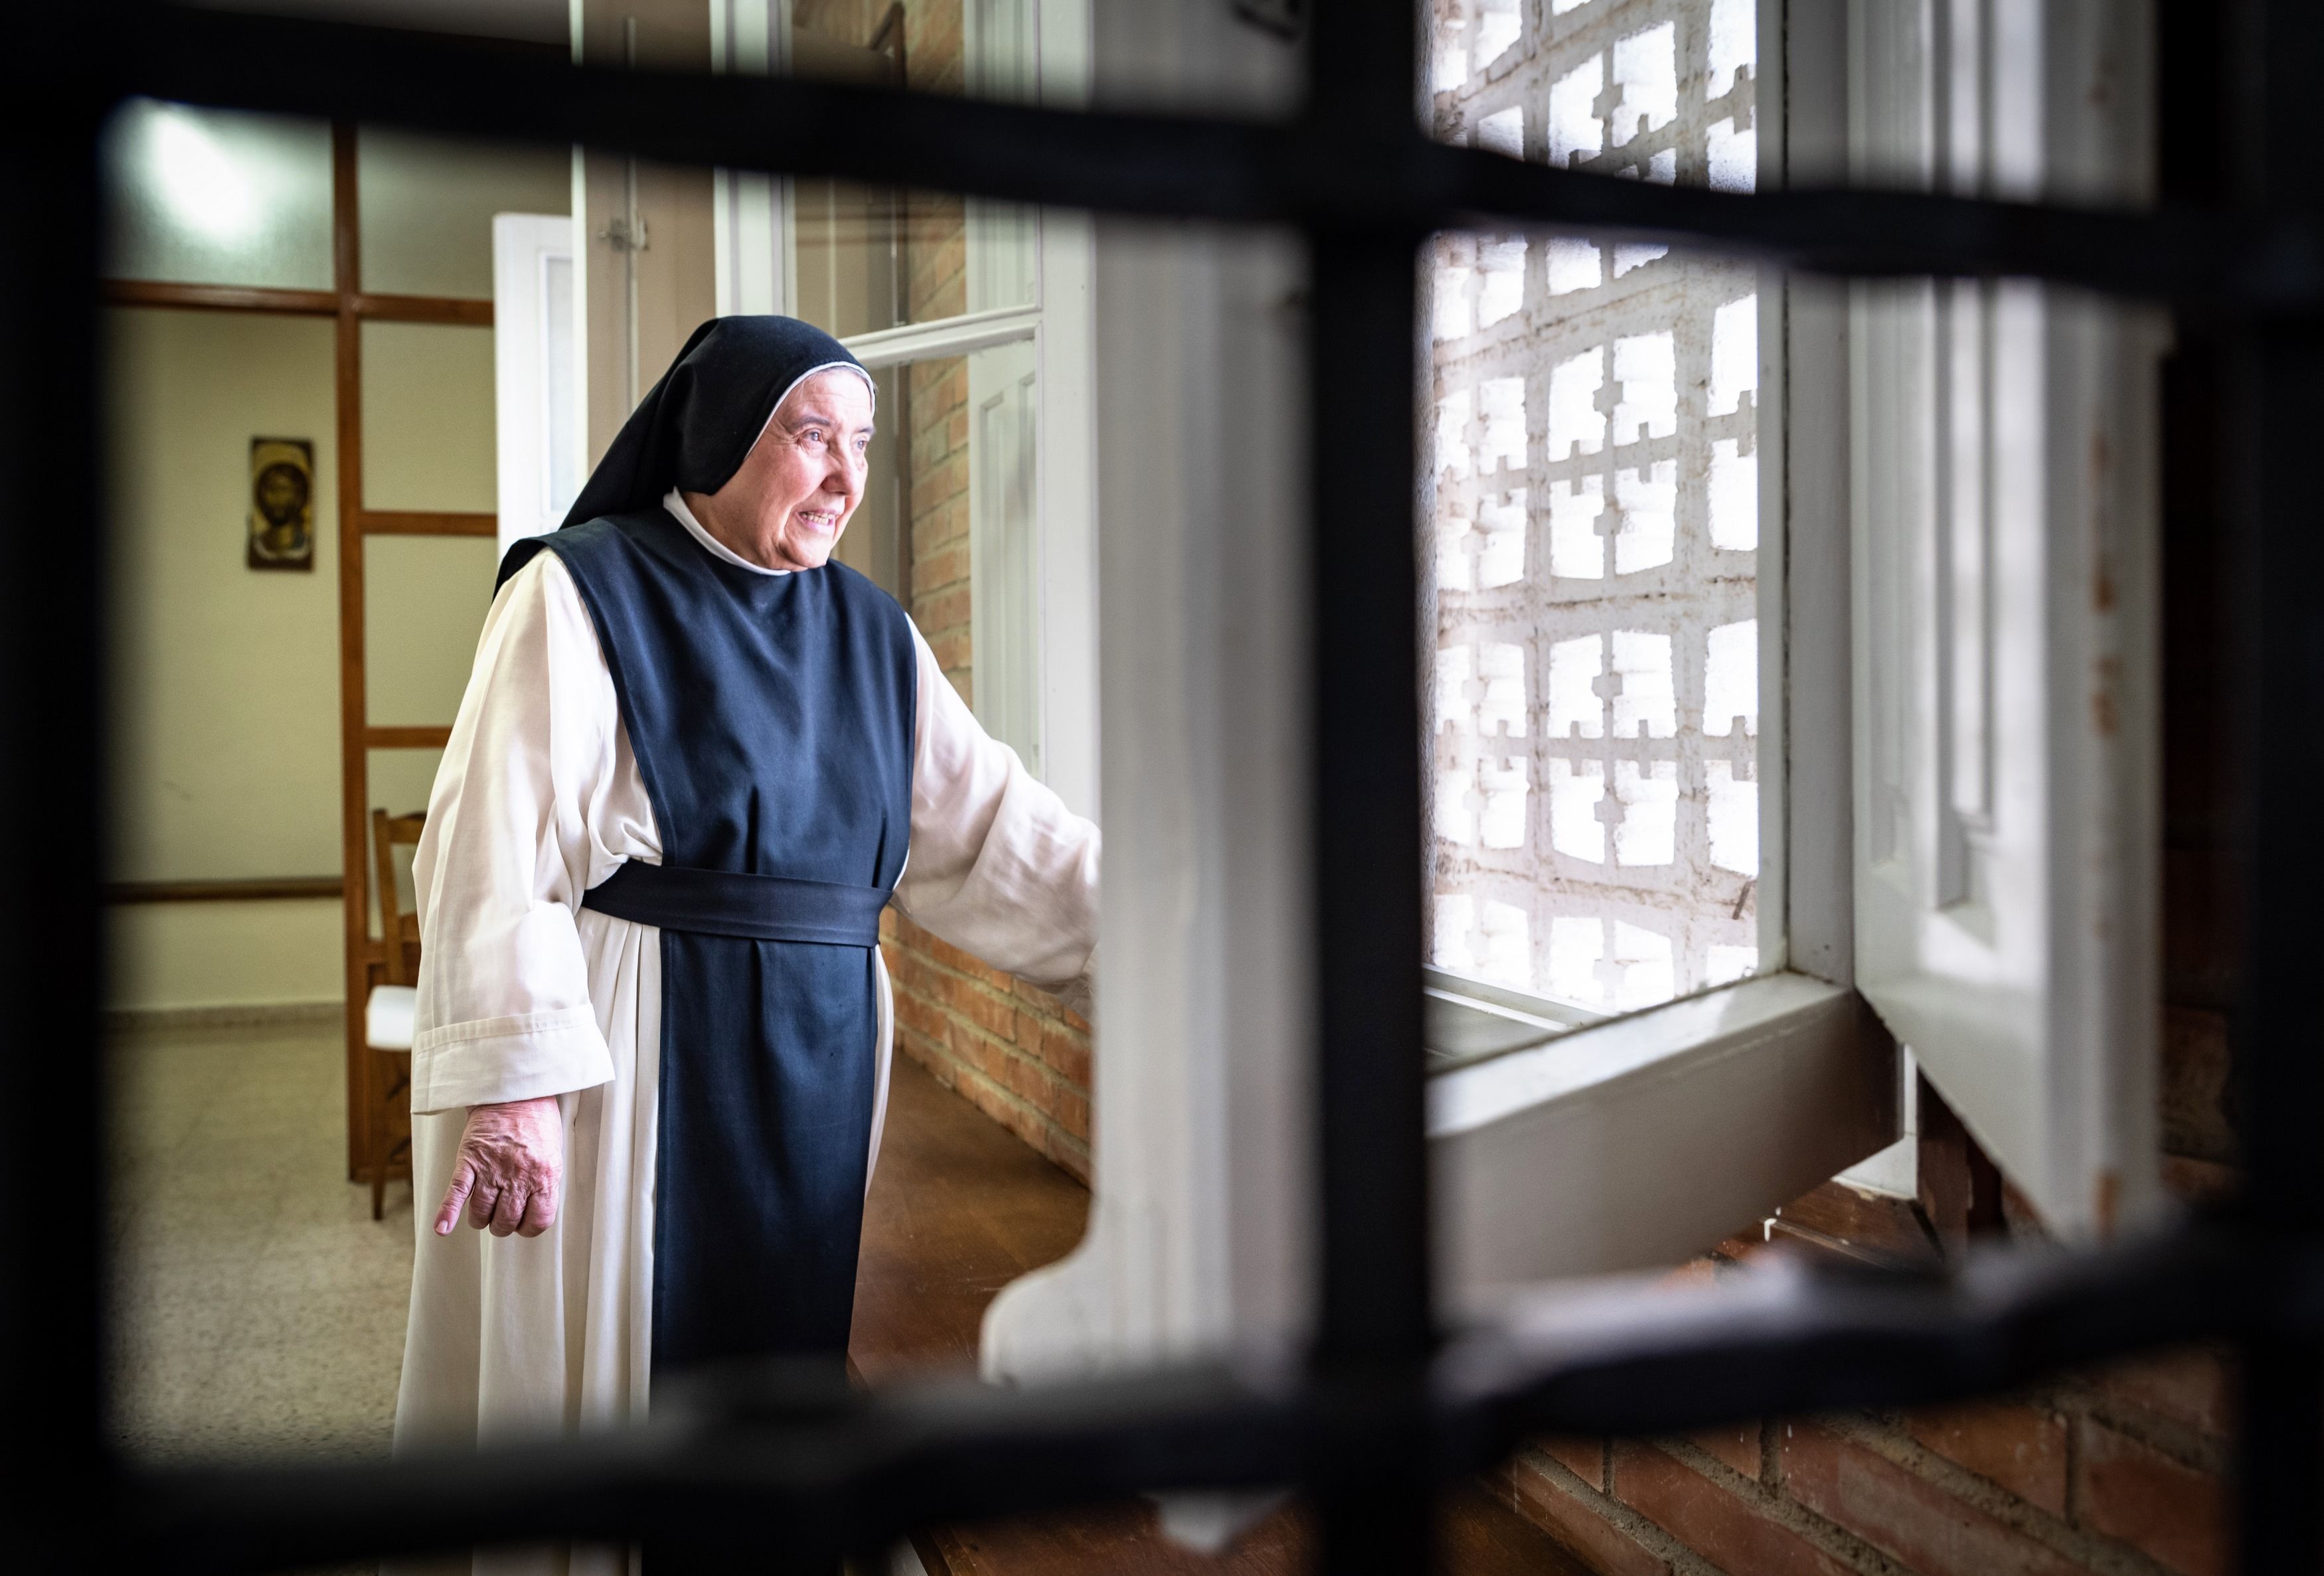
[434,1096,564,1238]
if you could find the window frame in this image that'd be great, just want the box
[35,0,2297,1565]
[978,0,1898,1379]
[1412,0,1883,1293]
[990,0,2158,1378]
[711,0,1100,817]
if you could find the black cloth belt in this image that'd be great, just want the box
[580,860,889,947]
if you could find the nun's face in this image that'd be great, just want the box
[690,368,874,572]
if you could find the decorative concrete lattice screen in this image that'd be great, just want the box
[1428,0,1761,1016]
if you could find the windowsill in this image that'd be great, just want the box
[1431,971,1897,1302]
[1430,971,1851,1132]
[1423,966,1600,1071]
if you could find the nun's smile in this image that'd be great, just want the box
[685,366,875,573]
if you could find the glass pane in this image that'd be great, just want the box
[364,535,500,728]
[357,128,571,299]
[1426,0,1764,1022]
[789,0,1038,333]
[102,99,334,291]
[831,362,906,596]
[361,320,497,512]
[861,349,1035,779]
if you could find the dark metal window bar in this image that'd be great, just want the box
[5,1,2319,1571]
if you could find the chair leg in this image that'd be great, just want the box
[369,1048,387,1221]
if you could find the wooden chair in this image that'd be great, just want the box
[367,809,426,1220]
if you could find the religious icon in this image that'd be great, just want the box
[247,437,315,570]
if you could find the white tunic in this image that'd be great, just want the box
[393,494,1099,1508]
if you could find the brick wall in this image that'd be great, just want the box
[882,909,1092,1181]
[905,353,971,698]
[871,0,1095,1182]
[1494,1206,2234,1576]
[1494,775,2241,1576]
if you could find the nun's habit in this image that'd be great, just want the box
[392,319,1098,1571]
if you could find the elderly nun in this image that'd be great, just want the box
[392,319,1098,1516]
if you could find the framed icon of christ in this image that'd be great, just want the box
[247,436,315,571]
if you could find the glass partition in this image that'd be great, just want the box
[102,99,334,291]
[788,0,1040,336]
[357,128,570,299]
[364,536,499,728]
[360,320,497,512]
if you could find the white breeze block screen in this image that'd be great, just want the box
[1427,0,1762,1018]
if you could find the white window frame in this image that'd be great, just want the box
[1841,0,2162,1235]
[982,0,2161,1390]
[708,0,1098,818]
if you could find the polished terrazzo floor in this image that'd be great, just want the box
[109,1014,413,1466]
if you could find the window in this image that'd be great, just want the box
[44,0,2264,1561]
[710,0,1098,815]
[1426,0,1769,1032]
[984,0,2163,1383]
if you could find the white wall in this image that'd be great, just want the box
[104,305,504,1010]
[105,307,345,1009]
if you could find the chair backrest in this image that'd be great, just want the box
[371,809,427,987]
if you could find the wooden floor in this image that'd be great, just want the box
[853,1053,1092,1385]
[851,1059,1588,1576]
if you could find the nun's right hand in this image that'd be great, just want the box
[435,1096,564,1239]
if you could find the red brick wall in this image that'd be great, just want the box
[1499,1300,2232,1576]
[871,0,1094,1182]
[1492,1034,2238,1576]
[905,353,971,697]
[1493,967,2238,1576]
[882,909,1091,1181]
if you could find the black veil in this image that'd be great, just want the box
[558,315,873,530]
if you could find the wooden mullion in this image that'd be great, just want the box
[100,279,338,316]
[105,877,343,904]
[365,725,454,749]
[333,119,371,1183]
[98,280,490,326]
[354,293,493,327]
[359,510,497,536]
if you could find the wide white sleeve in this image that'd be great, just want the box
[406,553,629,1113]
[893,621,1100,1007]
